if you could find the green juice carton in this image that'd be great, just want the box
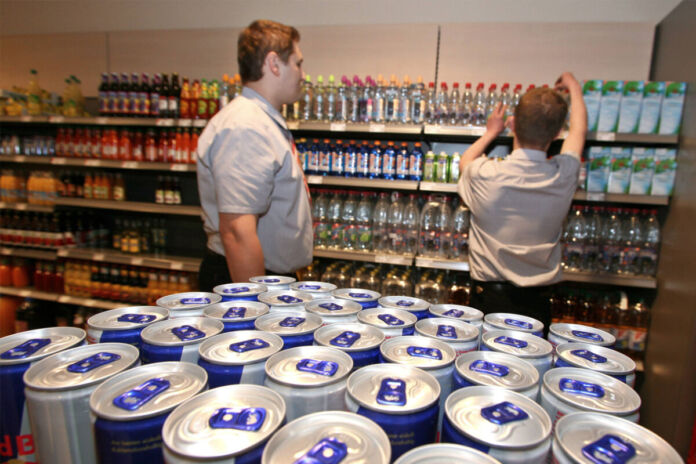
[586,146,611,192]
[583,80,603,132]
[597,81,624,132]
[638,82,665,134]
[658,82,687,135]
[651,148,678,196]
[617,81,644,133]
[628,147,655,195]
[607,147,633,194]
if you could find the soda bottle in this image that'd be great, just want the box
[436,151,449,183]
[357,141,370,178]
[108,72,120,116]
[372,192,390,252]
[355,192,374,251]
[436,82,449,125]
[307,139,319,175]
[179,77,191,119]
[159,73,171,118]
[382,141,396,180]
[385,75,400,123]
[301,75,313,121]
[449,82,461,125]
[129,72,140,116]
[208,80,220,117]
[191,79,201,119]
[451,199,469,259]
[313,75,325,121]
[98,73,109,116]
[472,83,487,126]
[344,140,358,177]
[318,139,331,176]
[396,142,409,180]
[423,150,436,182]
[340,191,358,249]
[198,80,209,119]
[368,141,382,179]
[118,72,130,116]
[639,209,660,276]
[331,140,345,176]
[325,75,337,122]
[424,82,437,124]
[327,191,344,248]
[399,75,412,124]
[387,192,404,253]
[411,76,426,124]
[409,142,424,181]
[150,73,161,118]
[139,73,151,117]
[461,82,473,125]
[170,72,181,118]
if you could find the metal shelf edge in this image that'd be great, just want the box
[0,246,57,260]
[56,248,201,271]
[52,198,202,216]
[0,286,122,309]
[561,271,657,289]
[0,202,55,212]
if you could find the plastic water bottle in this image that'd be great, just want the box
[338,76,351,122]
[356,141,370,178]
[360,76,374,123]
[620,208,643,275]
[600,207,623,274]
[511,84,523,110]
[436,151,449,183]
[439,197,454,258]
[327,191,344,248]
[396,142,409,180]
[411,76,426,124]
[399,75,412,124]
[325,75,337,122]
[351,76,363,123]
[312,190,329,248]
[485,83,498,119]
[382,141,396,180]
[372,192,390,252]
[313,75,325,121]
[640,209,660,276]
[355,192,374,251]
[436,82,449,125]
[318,138,331,176]
[499,83,512,124]
[419,196,440,257]
[423,150,436,182]
[409,142,424,181]
[387,192,405,253]
[449,82,461,125]
[471,83,487,126]
[449,152,461,183]
[402,194,420,254]
[451,200,470,259]
[461,83,473,125]
[340,191,358,249]
[425,82,437,124]
[582,206,603,272]
[307,138,320,175]
[562,205,587,271]
[373,75,386,123]
[331,140,345,176]
[344,140,358,177]
[300,75,313,121]
[385,75,400,123]
[368,141,383,179]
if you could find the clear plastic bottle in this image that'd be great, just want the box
[485,83,498,119]
[471,83,487,126]
[451,200,470,259]
[419,195,440,257]
[340,191,358,249]
[582,206,603,272]
[600,207,624,274]
[372,192,390,252]
[620,208,643,275]
[411,76,426,124]
[355,192,374,251]
[373,75,386,123]
[402,194,420,255]
[385,75,400,123]
[312,189,329,248]
[436,82,449,125]
[387,192,405,253]
[424,82,437,124]
[562,205,587,271]
[399,75,412,124]
[327,190,344,248]
[350,76,362,123]
[325,75,337,122]
[461,83,473,125]
[337,76,350,122]
[359,76,373,123]
[449,82,461,125]
[300,75,313,121]
[639,209,660,276]
[313,75,325,121]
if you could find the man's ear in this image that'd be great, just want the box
[265,51,281,77]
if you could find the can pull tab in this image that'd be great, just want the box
[377,378,407,406]
[225,286,249,294]
[377,314,404,326]
[481,401,529,425]
[67,352,121,373]
[296,359,338,377]
[117,314,156,324]
[348,292,371,299]
[330,331,361,348]
[443,309,464,318]
[278,295,303,304]
[279,317,305,328]
[504,318,533,330]
[0,338,50,360]
[570,349,607,364]
[113,378,170,411]
[208,407,266,432]
[582,434,636,464]
[223,307,247,319]
[494,336,528,349]
[571,330,604,342]
[293,437,348,464]
[171,325,206,341]
[262,278,280,283]
[470,360,510,377]
[180,297,211,305]
[436,324,457,339]
[319,303,343,311]
[396,300,414,307]
[229,338,270,353]
[299,284,321,290]
[559,378,605,398]
[407,346,442,360]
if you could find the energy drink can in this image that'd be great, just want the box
[290,281,337,297]
[261,411,391,464]
[313,322,384,368]
[87,305,169,347]
[305,297,362,325]
[428,304,484,328]
[453,350,540,400]
[415,317,479,355]
[0,327,85,464]
[258,289,314,313]
[264,346,353,421]
[547,323,616,350]
[378,295,431,320]
[156,292,222,318]
[90,361,208,464]
[254,312,323,349]
[346,364,440,460]
[162,384,285,463]
[197,330,283,388]
[249,275,296,292]
[357,307,417,339]
[394,443,502,464]
[554,342,636,387]
[481,329,554,376]
[212,282,268,302]
[203,300,269,332]
[140,317,223,364]
[482,313,544,337]
[332,288,381,309]
[24,343,139,464]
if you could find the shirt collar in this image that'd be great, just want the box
[242,86,288,131]
[509,148,548,161]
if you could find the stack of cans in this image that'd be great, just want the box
[213,282,268,301]
[86,306,169,347]
[203,300,269,332]
[156,292,221,318]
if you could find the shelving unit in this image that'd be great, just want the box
[1,246,57,260]
[0,201,54,213]
[0,155,196,172]
[56,248,201,271]
[313,248,415,265]
[52,198,202,216]
[0,285,122,310]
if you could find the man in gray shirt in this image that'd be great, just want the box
[457,72,587,332]
[196,20,313,290]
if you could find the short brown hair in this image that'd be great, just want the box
[238,20,300,84]
[514,88,568,148]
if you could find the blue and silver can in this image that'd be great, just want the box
[261,411,391,464]
[305,297,362,325]
[313,322,384,369]
[428,304,484,329]
[443,386,552,464]
[453,351,540,400]
[140,317,223,364]
[483,313,544,338]
[213,282,268,302]
[264,346,353,422]
[197,330,283,388]
[547,323,616,350]
[357,307,417,339]
[203,300,269,332]
[346,364,440,460]
[162,384,286,464]
[552,412,682,464]
[332,287,381,309]
[290,281,337,297]
[554,342,636,387]
[394,443,502,464]
[258,289,313,313]
[87,305,169,347]
[24,343,139,464]
[254,312,323,349]
[90,361,207,464]
[156,292,221,319]
[0,327,85,464]
[379,295,431,320]
[415,317,479,355]
[481,329,554,377]
[249,275,296,292]
[540,367,641,428]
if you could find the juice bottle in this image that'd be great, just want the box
[11,258,31,288]
[132,129,144,161]
[191,80,201,119]
[145,129,157,162]
[0,296,21,336]
[189,129,200,164]
[118,129,132,160]
[181,129,190,164]
[0,257,11,286]
[198,80,209,119]
[180,78,191,119]
[113,173,125,201]
[83,173,93,199]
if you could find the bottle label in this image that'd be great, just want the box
[159,97,169,113]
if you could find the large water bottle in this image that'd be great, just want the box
[620,208,643,275]
[582,206,603,272]
[387,192,405,253]
[327,190,344,248]
[357,141,370,178]
[461,82,473,125]
[419,195,440,257]
[385,75,400,123]
[499,83,512,123]
[373,75,386,123]
[360,76,374,123]
[372,192,390,252]
[300,75,313,121]
[351,76,363,123]
[600,207,623,274]
[451,199,470,259]
[640,209,660,276]
[399,75,412,124]
[337,76,351,122]
[411,76,426,124]
[402,194,420,254]
[340,191,358,249]
[449,82,461,125]
[485,83,498,119]
[424,82,437,124]
[563,205,587,271]
[313,75,325,121]
[325,75,337,122]
[307,138,320,175]
[355,192,374,251]
[471,83,487,126]
[436,82,449,125]
[312,190,329,248]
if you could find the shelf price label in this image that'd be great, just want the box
[369,124,386,133]
[595,132,616,142]
[85,160,101,167]
[156,118,175,127]
[330,123,347,132]
[51,158,67,165]
[95,117,110,125]
[586,192,606,201]
[170,164,189,172]
[122,161,138,169]
[49,116,66,124]
[375,254,413,265]
[306,175,323,185]
[287,122,299,131]
[131,258,144,266]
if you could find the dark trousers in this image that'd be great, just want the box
[198,249,297,292]
[469,280,554,336]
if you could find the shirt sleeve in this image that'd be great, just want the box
[553,153,581,180]
[209,124,277,215]
[458,156,486,212]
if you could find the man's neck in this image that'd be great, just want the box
[513,137,549,153]
[245,81,281,111]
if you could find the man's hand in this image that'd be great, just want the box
[486,102,507,136]
[555,72,582,95]
[459,103,507,173]
[556,71,587,158]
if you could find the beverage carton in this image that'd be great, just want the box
[607,147,633,194]
[597,81,624,132]
[658,82,687,135]
[586,146,611,192]
[628,147,655,195]
[617,81,644,133]
[638,82,665,134]
[651,148,677,196]
[583,80,603,132]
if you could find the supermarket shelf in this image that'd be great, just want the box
[585,131,679,145]
[415,256,470,271]
[1,246,57,260]
[572,191,669,206]
[307,175,419,190]
[0,202,54,213]
[56,248,201,272]
[561,270,657,289]
[0,285,123,309]
[0,115,209,128]
[313,248,415,265]
[0,155,197,172]
[0,115,50,123]
[289,121,422,134]
[52,198,203,216]
[419,182,458,193]
[424,125,488,137]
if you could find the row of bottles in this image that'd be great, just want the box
[562,205,660,276]
[0,134,55,157]
[0,170,60,205]
[0,257,34,288]
[112,217,168,254]
[0,211,110,248]
[0,258,64,293]
[9,298,101,335]
[154,176,183,204]
[58,171,126,200]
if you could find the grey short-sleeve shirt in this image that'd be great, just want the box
[458,148,580,286]
[196,87,313,273]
